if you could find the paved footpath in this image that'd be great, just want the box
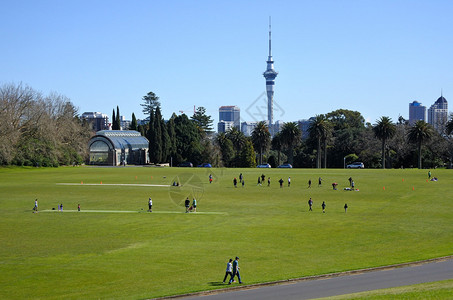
[181,258,453,300]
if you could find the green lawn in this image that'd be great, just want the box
[0,166,452,299]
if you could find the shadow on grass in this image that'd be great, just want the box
[208,282,227,286]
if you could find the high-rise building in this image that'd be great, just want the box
[428,95,448,132]
[241,121,258,137]
[217,106,240,133]
[263,17,278,133]
[217,121,235,133]
[81,112,110,132]
[408,101,426,125]
[298,118,315,139]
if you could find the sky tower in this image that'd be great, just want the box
[263,17,278,128]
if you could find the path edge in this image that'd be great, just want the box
[152,254,453,299]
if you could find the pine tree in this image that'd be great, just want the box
[153,107,163,163]
[167,114,177,163]
[147,109,155,163]
[112,109,116,130]
[130,113,137,131]
[116,106,121,130]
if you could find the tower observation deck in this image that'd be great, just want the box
[263,17,278,127]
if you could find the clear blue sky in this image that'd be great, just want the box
[1,0,452,127]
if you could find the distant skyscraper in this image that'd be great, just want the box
[428,94,448,132]
[408,101,426,125]
[241,121,258,136]
[81,112,110,132]
[263,17,278,131]
[218,106,240,133]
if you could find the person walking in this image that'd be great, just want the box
[185,197,190,213]
[308,198,313,211]
[351,180,355,189]
[348,177,352,186]
[239,173,243,183]
[257,177,261,186]
[242,179,245,188]
[33,199,38,213]
[288,177,291,187]
[233,177,237,188]
[279,178,284,188]
[229,257,242,284]
[428,171,431,179]
[78,204,81,212]
[223,259,233,283]
[209,174,213,184]
[267,177,271,187]
[148,198,153,212]
[344,203,348,213]
[308,179,312,188]
[322,201,326,213]
[318,177,323,187]
[192,198,197,212]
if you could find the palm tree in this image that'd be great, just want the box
[226,127,245,154]
[251,121,271,165]
[407,120,433,169]
[373,116,396,169]
[308,115,329,168]
[280,122,301,165]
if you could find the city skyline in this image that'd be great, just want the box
[1,1,453,127]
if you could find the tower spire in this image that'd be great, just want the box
[263,17,278,132]
[268,16,272,58]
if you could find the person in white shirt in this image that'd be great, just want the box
[33,199,38,213]
[223,259,233,283]
[148,198,152,212]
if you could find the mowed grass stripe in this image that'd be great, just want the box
[41,209,227,215]
[56,183,170,187]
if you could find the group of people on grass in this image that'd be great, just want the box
[308,197,348,213]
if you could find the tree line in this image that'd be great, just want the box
[0,83,92,166]
[140,92,453,169]
[2,83,453,169]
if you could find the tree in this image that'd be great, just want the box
[173,114,202,165]
[407,120,434,169]
[111,109,116,130]
[166,113,177,164]
[373,116,396,169]
[0,83,91,166]
[141,91,160,119]
[239,139,256,167]
[446,115,453,135]
[191,106,214,135]
[308,115,329,168]
[280,122,301,165]
[216,132,234,167]
[251,121,271,165]
[130,113,137,131]
[116,106,121,130]
[326,109,365,131]
[226,127,246,155]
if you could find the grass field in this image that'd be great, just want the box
[1,166,452,299]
